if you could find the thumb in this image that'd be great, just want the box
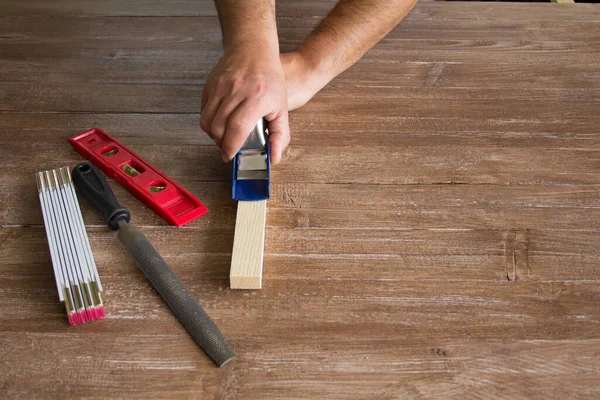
[266,109,290,165]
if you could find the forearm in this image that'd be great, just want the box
[214,0,279,55]
[298,0,418,81]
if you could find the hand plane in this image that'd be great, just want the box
[232,118,270,201]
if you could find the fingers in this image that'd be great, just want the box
[201,84,209,113]
[266,110,290,165]
[221,100,270,162]
[209,95,245,147]
[200,93,221,137]
[219,98,291,164]
[203,92,290,164]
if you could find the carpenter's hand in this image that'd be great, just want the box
[201,48,289,164]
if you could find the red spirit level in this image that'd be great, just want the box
[68,128,208,227]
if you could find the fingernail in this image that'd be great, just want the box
[222,154,229,163]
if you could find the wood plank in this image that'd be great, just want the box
[269,183,600,231]
[1,262,600,340]
[2,15,597,49]
[0,12,598,113]
[339,62,600,90]
[190,339,600,399]
[1,227,598,283]
[18,12,588,47]
[2,113,599,148]
[524,230,600,282]
[2,1,598,21]
[2,57,599,90]
[1,332,599,399]
[5,177,600,231]
[3,45,598,90]
[2,81,598,115]
[2,121,600,191]
[274,145,600,185]
[230,201,267,289]
[2,330,598,399]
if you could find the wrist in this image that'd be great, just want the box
[280,50,330,110]
[295,51,332,98]
[224,37,279,57]
[296,45,335,87]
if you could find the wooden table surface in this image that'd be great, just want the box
[1,1,599,398]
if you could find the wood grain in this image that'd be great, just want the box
[1,1,599,399]
[230,201,267,289]
[2,225,599,283]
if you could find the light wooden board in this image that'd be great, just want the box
[230,200,267,289]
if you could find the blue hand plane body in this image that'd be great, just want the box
[232,118,270,201]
